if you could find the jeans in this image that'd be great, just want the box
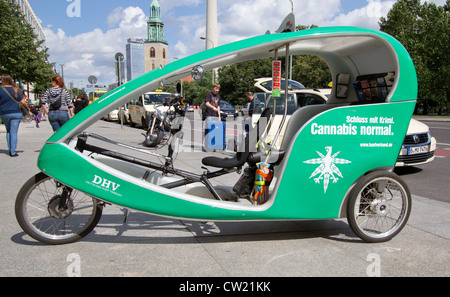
[48,110,70,131]
[0,112,23,155]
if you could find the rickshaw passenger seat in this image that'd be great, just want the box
[202,108,272,169]
[280,105,335,151]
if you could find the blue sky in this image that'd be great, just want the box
[26,0,446,87]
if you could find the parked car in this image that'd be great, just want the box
[118,105,129,125]
[128,91,172,128]
[200,100,238,120]
[102,109,119,121]
[220,100,238,119]
[396,118,436,167]
[254,77,305,92]
[250,81,330,147]
[252,78,435,166]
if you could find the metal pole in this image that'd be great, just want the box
[271,44,290,147]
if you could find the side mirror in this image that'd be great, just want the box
[191,65,204,80]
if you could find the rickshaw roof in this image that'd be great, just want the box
[145,26,417,102]
[47,26,418,143]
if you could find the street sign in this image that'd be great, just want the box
[115,52,124,62]
[88,75,97,84]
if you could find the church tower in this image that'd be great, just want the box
[144,0,168,71]
[147,0,167,44]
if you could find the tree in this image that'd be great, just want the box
[291,25,332,89]
[292,55,331,89]
[0,0,54,92]
[185,24,331,107]
[217,24,331,107]
[379,0,449,114]
[218,58,272,106]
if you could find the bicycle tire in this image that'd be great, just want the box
[15,172,103,245]
[347,171,411,243]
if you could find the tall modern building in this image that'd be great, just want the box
[126,0,168,81]
[126,38,146,81]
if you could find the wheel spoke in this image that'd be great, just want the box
[15,173,103,244]
[348,172,411,242]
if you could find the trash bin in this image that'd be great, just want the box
[204,119,226,151]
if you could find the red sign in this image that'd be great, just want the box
[272,60,282,97]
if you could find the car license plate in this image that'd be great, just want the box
[408,145,429,155]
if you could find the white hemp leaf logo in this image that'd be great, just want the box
[303,146,351,193]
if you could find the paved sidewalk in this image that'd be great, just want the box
[0,119,448,277]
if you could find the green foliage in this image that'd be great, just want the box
[181,24,331,107]
[292,55,331,89]
[0,0,54,93]
[182,70,217,106]
[380,0,449,114]
[218,58,272,106]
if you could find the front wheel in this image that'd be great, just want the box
[144,120,164,147]
[347,171,411,243]
[15,172,103,245]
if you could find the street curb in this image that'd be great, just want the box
[413,116,450,122]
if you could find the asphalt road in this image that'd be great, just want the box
[395,120,450,204]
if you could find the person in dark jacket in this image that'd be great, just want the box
[73,92,89,114]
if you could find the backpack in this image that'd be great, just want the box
[49,92,63,110]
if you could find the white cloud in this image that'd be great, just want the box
[44,0,445,87]
[44,7,147,86]
[174,40,188,57]
[321,0,396,28]
[170,0,398,60]
[159,0,203,15]
[107,7,123,28]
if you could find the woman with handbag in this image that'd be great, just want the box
[41,76,74,132]
[0,74,32,157]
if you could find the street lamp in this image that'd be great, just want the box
[200,37,215,49]
[200,37,216,84]
[60,64,64,80]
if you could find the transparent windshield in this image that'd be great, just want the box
[259,79,305,91]
[253,93,296,115]
[220,101,233,108]
[144,93,171,105]
[94,92,106,99]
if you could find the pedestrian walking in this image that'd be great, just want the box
[0,74,32,157]
[30,102,41,128]
[73,92,88,114]
[41,76,74,132]
[39,96,47,121]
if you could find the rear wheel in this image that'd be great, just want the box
[347,171,411,243]
[15,172,103,245]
